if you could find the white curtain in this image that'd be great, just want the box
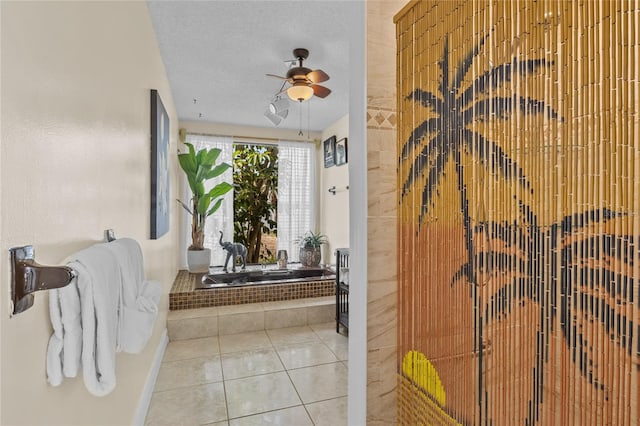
[277,140,316,263]
[183,134,234,267]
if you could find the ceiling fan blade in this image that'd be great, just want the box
[266,73,290,81]
[307,69,330,83]
[312,84,331,98]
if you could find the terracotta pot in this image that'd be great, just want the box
[299,246,321,267]
[187,248,211,273]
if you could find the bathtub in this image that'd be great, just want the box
[169,266,336,310]
[198,266,334,289]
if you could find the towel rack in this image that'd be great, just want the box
[9,246,76,315]
[9,229,118,315]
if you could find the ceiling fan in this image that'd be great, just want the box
[267,48,331,102]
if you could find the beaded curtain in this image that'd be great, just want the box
[396,1,639,424]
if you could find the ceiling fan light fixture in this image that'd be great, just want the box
[269,97,290,114]
[264,108,283,126]
[287,84,313,102]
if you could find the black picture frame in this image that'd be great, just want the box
[335,137,348,166]
[150,89,170,239]
[323,136,336,168]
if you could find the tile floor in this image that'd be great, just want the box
[145,322,348,426]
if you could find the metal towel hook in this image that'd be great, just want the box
[9,246,77,315]
[328,185,349,195]
[9,230,118,315]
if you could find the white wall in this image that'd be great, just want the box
[1,2,178,424]
[319,114,350,264]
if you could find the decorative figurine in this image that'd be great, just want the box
[219,231,247,272]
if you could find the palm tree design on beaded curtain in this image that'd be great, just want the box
[456,204,639,424]
[399,34,561,420]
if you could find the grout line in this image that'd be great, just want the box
[153,325,347,424]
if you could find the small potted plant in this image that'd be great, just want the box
[177,141,232,272]
[296,231,328,267]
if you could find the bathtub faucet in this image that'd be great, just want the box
[277,250,288,269]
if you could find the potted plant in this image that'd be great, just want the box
[177,141,232,272]
[296,231,328,267]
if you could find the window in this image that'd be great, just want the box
[277,140,316,263]
[182,134,316,266]
[182,134,234,266]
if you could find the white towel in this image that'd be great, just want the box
[102,238,161,353]
[46,238,161,395]
[73,244,122,396]
[46,244,122,396]
[46,277,82,386]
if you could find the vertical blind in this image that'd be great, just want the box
[277,140,317,263]
[183,134,234,266]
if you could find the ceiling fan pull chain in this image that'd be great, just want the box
[298,101,303,136]
[307,101,310,140]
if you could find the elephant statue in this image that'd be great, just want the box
[219,231,247,272]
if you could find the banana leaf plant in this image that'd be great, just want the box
[177,142,233,250]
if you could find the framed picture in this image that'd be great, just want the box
[323,136,336,168]
[150,89,170,239]
[335,137,348,166]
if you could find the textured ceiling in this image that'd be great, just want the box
[147,0,359,132]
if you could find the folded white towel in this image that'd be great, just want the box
[46,277,82,386]
[119,279,161,353]
[103,238,161,354]
[46,238,161,395]
[73,245,122,397]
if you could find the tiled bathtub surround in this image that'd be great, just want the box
[169,270,335,310]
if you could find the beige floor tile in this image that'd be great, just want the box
[167,315,219,340]
[302,296,335,306]
[306,304,335,324]
[225,371,301,419]
[311,322,347,340]
[288,362,348,404]
[218,311,265,335]
[218,302,263,315]
[145,382,227,425]
[275,341,339,370]
[228,406,313,426]
[219,330,272,354]
[264,307,307,329]
[266,326,320,347]
[163,337,220,362]
[168,306,219,320]
[154,356,223,391]
[305,396,348,426]
[315,332,349,361]
[262,299,306,310]
[221,348,285,380]
[324,339,349,361]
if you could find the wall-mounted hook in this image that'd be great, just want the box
[9,246,76,315]
[104,229,116,242]
[328,185,349,195]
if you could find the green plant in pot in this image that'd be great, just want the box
[296,231,328,267]
[177,141,232,273]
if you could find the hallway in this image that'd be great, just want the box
[145,323,348,425]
